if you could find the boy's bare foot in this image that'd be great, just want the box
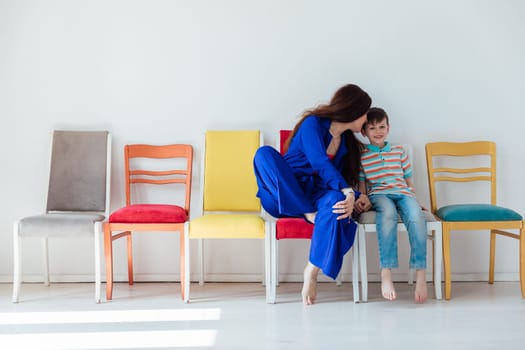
[381,268,397,301]
[415,269,428,303]
[304,212,317,224]
[301,262,319,305]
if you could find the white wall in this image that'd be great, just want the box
[1,0,524,284]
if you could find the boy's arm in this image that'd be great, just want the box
[358,180,367,194]
[406,177,428,211]
[406,177,415,193]
[355,180,371,213]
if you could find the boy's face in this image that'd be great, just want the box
[362,119,389,147]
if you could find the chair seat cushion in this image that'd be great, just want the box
[276,218,313,240]
[18,213,105,237]
[358,210,438,224]
[189,214,265,239]
[109,204,188,223]
[437,204,523,221]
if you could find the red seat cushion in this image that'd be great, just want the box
[276,218,313,240]
[109,204,188,223]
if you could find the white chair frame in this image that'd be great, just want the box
[12,132,111,304]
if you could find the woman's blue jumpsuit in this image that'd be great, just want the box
[253,116,360,279]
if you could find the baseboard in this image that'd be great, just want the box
[0,272,521,284]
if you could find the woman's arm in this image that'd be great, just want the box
[297,117,349,190]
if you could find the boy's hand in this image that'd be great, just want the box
[354,194,372,214]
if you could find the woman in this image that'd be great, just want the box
[253,83,372,305]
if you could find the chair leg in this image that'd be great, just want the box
[94,222,101,303]
[264,222,271,304]
[358,225,368,302]
[434,225,443,300]
[12,223,21,303]
[184,223,190,303]
[42,237,49,286]
[199,239,204,286]
[431,236,436,287]
[408,269,415,285]
[269,226,277,304]
[520,221,525,298]
[489,229,496,284]
[351,241,360,303]
[179,229,185,301]
[261,239,265,286]
[127,232,134,285]
[442,223,452,300]
[103,223,114,301]
[336,265,343,286]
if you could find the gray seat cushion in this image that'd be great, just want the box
[18,213,105,237]
[357,210,438,224]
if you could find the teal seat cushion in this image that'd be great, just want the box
[437,204,522,222]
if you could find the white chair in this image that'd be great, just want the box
[12,130,111,303]
[356,144,442,301]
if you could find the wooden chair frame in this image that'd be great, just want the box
[426,141,524,300]
[104,144,193,301]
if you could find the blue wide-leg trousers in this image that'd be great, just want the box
[253,146,357,279]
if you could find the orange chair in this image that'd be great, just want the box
[269,130,360,303]
[104,144,193,301]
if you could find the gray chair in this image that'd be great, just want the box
[12,130,111,303]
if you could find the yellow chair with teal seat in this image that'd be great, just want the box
[425,141,524,300]
[183,130,271,303]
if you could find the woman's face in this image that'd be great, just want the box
[344,114,368,132]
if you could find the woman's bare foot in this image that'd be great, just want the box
[415,269,428,303]
[381,268,397,301]
[304,212,317,224]
[301,262,319,305]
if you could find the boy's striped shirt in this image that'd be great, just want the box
[359,142,414,196]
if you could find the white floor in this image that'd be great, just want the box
[1,281,524,350]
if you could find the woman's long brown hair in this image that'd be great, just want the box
[284,84,371,187]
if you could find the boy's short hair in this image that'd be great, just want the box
[365,107,389,128]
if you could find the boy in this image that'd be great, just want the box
[359,107,428,303]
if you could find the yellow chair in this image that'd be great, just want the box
[425,141,524,300]
[183,130,270,303]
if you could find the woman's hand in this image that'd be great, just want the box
[332,194,355,220]
[354,194,372,214]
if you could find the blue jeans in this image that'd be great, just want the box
[369,194,427,270]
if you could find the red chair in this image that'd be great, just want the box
[268,130,360,303]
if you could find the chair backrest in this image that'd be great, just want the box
[279,130,292,155]
[202,130,261,212]
[46,130,110,213]
[425,141,497,214]
[124,144,193,212]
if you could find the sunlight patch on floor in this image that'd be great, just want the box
[0,308,221,325]
[0,330,217,349]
